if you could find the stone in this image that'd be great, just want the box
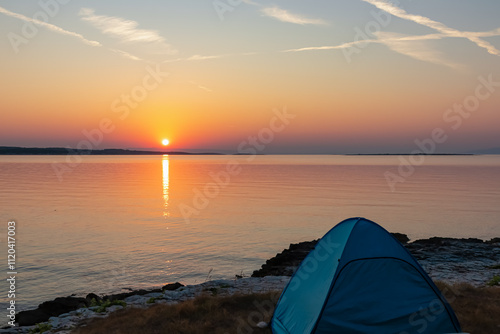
[106,305,124,313]
[124,295,148,304]
[486,237,500,244]
[391,232,410,244]
[252,235,500,286]
[17,296,88,326]
[162,282,184,291]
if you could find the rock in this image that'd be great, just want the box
[257,321,268,328]
[16,309,49,327]
[85,293,101,304]
[104,288,162,302]
[17,296,88,326]
[124,295,148,304]
[391,233,410,244]
[57,312,72,318]
[106,305,124,313]
[252,235,500,286]
[162,282,184,291]
[252,240,318,277]
[144,292,163,298]
[486,237,500,244]
[40,297,89,315]
[411,237,484,247]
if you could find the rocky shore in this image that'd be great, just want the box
[252,234,500,286]
[3,234,499,333]
[1,277,289,334]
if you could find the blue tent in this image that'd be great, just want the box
[271,217,462,334]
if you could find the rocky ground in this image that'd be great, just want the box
[1,277,289,334]
[252,234,500,286]
[2,234,499,333]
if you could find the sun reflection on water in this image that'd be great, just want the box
[162,155,169,217]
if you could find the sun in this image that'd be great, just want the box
[162,139,170,146]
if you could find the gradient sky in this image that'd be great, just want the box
[1,0,499,153]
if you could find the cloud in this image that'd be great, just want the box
[375,32,463,69]
[0,6,147,61]
[285,28,500,53]
[284,32,462,68]
[261,6,327,25]
[241,0,260,5]
[109,48,143,61]
[162,52,259,64]
[285,1,500,69]
[361,0,500,56]
[189,81,213,93]
[0,6,101,47]
[186,54,226,61]
[284,40,377,53]
[79,8,176,55]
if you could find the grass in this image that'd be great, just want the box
[487,275,500,286]
[73,283,500,334]
[91,299,127,313]
[28,323,52,333]
[436,281,500,333]
[73,292,279,334]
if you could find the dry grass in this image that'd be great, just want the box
[73,283,500,334]
[436,281,500,333]
[73,292,279,334]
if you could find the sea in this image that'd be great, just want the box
[0,154,499,319]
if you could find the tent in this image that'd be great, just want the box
[271,217,463,334]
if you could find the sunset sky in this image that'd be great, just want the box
[1,0,499,153]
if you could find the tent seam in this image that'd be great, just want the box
[310,217,362,334]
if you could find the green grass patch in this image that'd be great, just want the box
[147,297,160,304]
[94,300,126,313]
[28,323,52,334]
[487,275,500,286]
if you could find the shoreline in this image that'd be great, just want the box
[3,234,499,333]
[1,146,493,155]
[251,234,500,286]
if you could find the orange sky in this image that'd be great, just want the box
[1,0,499,153]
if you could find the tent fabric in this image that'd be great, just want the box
[271,217,462,334]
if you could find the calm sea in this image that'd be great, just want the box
[0,155,499,316]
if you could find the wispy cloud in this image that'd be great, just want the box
[285,1,500,68]
[186,54,226,61]
[284,40,376,53]
[0,6,101,47]
[361,0,500,56]
[284,32,463,68]
[376,32,463,69]
[0,6,147,61]
[189,81,213,93]
[109,48,143,61]
[79,8,177,55]
[285,29,500,53]
[261,6,328,25]
[163,52,258,64]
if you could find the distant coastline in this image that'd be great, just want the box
[344,153,476,156]
[0,146,490,155]
[0,147,222,155]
